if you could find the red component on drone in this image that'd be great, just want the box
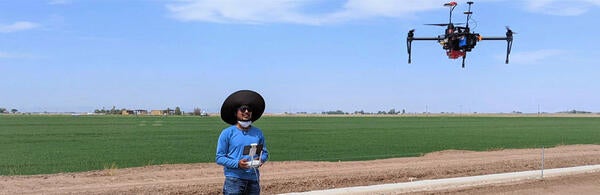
[444,2,458,7]
[447,50,465,59]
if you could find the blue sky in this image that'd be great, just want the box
[1,0,599,114]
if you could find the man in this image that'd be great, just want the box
[216,90,269,195]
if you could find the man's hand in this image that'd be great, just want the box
[238,158,263,169]
[238,159,250,169]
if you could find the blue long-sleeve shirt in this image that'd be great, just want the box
[216,125,269,180]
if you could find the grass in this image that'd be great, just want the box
[0,115,222,175]
[1,115,599,175]
[261,116,600,161]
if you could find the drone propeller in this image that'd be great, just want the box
[425,23,464,26]
[505,26,517,34]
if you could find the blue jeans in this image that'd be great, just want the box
[223,177,260,195]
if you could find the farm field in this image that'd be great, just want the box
[1,115,600,175]
[2,144,600,194]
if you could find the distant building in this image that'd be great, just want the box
[122,110,148,115]
[150,110,165,116]
[121,110,135,115]
[134,110,148,115]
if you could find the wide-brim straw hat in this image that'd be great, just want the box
[220,90,265,125]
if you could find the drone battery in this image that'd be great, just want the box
[459,37,467,47]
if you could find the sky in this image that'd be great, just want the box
[1,0,600,114]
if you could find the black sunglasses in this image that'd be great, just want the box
[238,105,252,112]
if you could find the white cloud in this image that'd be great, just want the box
[165,0,600,25]
[166,0,451,25]
[524,0,600,16]
[0,21,39,33]
[166,0,310,24]
[509,49,565,64]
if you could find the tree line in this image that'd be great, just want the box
[322,109,406,115]
[93,106,207,116]
[0,106,207,116]
[0,108,18,114]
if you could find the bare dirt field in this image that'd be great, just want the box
[2,144,600,195]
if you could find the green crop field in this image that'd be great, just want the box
[1,115,599,175]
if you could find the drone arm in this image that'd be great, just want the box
[407,37,442,64]
[480,36,513,64]
[411,37,443,41]
[480,37,508,41]
[407,28,442,64]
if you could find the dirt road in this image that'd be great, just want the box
[1,145,599,194]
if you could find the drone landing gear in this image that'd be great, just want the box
[505,37,513,64]
[407,31,413,64]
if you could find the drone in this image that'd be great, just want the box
[406,1,514,68]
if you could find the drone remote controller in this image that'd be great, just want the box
[246,143,262,168]
[247,159,261,168]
